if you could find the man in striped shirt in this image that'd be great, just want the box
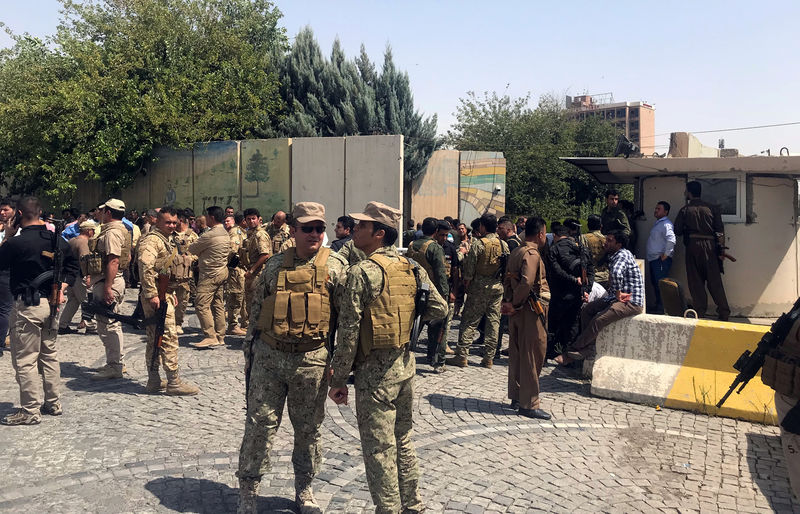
[558,230,644,363]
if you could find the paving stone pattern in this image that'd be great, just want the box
[0,289,797,513]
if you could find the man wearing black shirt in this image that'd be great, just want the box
[330,215,354,252]
[430,221,460,371]
[0,197,79,425]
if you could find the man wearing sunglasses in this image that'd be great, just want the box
[328,201,447,514]
[238,202,348,514]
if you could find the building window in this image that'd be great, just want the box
[616,108,626,118]
[630,120,639,130]
[630,107,639,118]
[689,175,746,223]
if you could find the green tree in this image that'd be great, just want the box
[0,0,287,206]
[245,149,270,197]
[445,91,621,220]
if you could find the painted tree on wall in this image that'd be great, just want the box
[277,28,438,182]
[245,149,271,197]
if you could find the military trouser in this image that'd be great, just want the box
[237,343,328,488]
[686,240,730,321]
[92,276,126,370]
[456,281,503,360]
[226,267,245,328]
[10,300,60,414]
[142,293,179,373]
[508,304,547,409]
[59,278,96,330]
[168,280,192,327]
[427,302,454,367]
[195,269,228,341]
[355,376,422,514]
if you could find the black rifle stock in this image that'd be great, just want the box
[716,297,800,409]
[81,300,159,330]
[409,266,430,350]
[48,219,66,330]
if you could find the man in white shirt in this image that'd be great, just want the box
[645,201,676,314]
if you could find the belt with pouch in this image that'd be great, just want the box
[261,334,324,354]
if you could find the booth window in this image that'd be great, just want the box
[690,175,745,223]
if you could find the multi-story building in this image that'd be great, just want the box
[566,94,655,155]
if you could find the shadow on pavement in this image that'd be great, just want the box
[746,432,800,512]
[144,477,298,513]
[424,393,519,417]
[0,401,17,416]
[59,361,149,394]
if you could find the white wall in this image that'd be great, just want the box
[291,137,345,242]
[637,175,798,317]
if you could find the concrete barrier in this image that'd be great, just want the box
[591,314,776,425]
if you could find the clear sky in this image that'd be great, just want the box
[3,0,800,155]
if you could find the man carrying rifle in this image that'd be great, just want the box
[137,206,199,396]
[89,199,132,381]
[0,197,79,425]
[328,201,447,514]
[501,217,552,420]
[237,202,347,514]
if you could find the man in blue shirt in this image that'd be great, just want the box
[557,230,644,363]
[645,201,676,314]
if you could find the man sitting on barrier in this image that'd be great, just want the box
[556,230,643,364]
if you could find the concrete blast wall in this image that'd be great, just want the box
[73,136,403,235]
[410,149,460,222]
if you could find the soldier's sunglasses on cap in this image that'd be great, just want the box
[300,225,325,234]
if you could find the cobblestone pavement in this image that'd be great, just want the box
[0,289,797,513]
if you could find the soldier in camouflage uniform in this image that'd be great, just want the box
[242,208,272,324]
[225,213,247,335]
[448,213,508,369]
[264,210,291,255]
[137,207,199,396]
[237,202,347,514]
[336,238,367,265]
[170,209,198,335]
[329,202,447,514]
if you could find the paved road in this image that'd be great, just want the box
[0,290,796,513]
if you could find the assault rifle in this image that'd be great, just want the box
[148,273,170,373]
[47,219,66,330]
[717,297,800,410]
[244,329,258,411]
[526,293,547,326]
[81,300,159,330]
[409,267,430,350]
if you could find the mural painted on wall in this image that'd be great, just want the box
[241,139,291,218]
[193,141,240,212]
[459,151,506,223]
[149,147,193,210]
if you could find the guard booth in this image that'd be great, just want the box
[562,154,800,319]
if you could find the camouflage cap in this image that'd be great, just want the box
[98,198,126,211]
[349,201,401,229]
[292,201,325,224]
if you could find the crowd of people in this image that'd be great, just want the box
[0,181,734,513]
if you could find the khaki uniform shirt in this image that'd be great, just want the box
[189,224,231,278]
[266,222,291,255]
[279,237,295,253]
[91,220,126,282]
[330,246,447,390]
[674,199,724,238]
[137,230,174,299]
[503,242,550,307]
[229,226,247,253]
[245,227,272,269]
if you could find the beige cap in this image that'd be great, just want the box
[349,201,401,228]
[98,198,126,211]
[292,201,326,224]
[79,220,97,230]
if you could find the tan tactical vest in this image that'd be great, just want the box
[169,233,194,281]
[405,239,435,278]
[475,236,505,277]
[99,223,132,270]
[761,318,800,399]
[257,247,332,341]
[359,254,417,355]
